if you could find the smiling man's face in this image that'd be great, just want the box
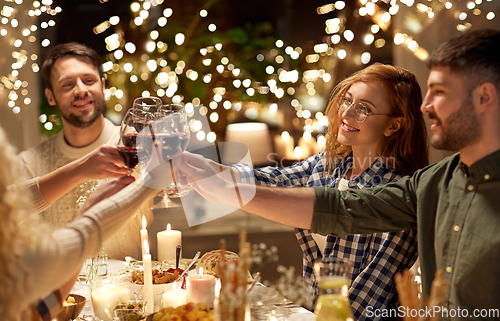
[421,66,481,151]
[45,55,106,129]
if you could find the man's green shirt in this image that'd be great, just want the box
[312,150,500,320]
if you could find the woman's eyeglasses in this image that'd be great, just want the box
[337,95,392,123]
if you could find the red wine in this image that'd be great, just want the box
[154,133,190,161]
[117,146,142,169]
[121,132,155,154]
[121,133,139,147]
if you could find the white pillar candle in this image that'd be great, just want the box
[157,224,182,262]
[162,281,187,308]
[91,284,130,321]
[298,137,312,159]
[274,132,294,159]
[143,240,154,313]
[140,215,148,257]
[186,267,216,308]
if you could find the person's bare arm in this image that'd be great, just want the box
[37,145,128,205]
[241,185,314,229]
[178,152,314,229]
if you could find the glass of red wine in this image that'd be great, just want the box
[117,108,154,175]
[149,104,191,209]
[132,96,162,113]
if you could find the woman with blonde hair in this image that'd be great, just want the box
[198,62,428,320]
[0,126,158,320]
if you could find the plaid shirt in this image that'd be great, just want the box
[234,152,418,321]
[31,289,63,321]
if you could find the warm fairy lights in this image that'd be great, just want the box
[0,0,61,117]
[1,0,497,150]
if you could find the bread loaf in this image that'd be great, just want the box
[196,250,239,277]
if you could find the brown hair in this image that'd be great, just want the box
[427,29,500,93]
[324,63,429,175]
[41,42,103,91]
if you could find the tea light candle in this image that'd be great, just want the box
[186,267,216,308]
[140,215,148,256]
[163,281,187,308]
[91,284,130,321]
[143,240,154,313]
[157,224,182,262]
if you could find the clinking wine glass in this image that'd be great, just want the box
[149,104,191,209]
[159,104,193,199]
[117,108,154,175]
[132,96,162,113]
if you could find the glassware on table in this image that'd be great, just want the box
[117,108,154,175]
[113,300,145,321]
[313,257,354,321]
[133,287,165,313]
[85,246,108,280]
[91,276,131,321]
[70,277,93,318]
[149,104,191,209]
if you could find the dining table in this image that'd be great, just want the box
[70,259,315,321]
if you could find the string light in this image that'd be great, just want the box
[0,0,61,118]
[19,0,491,143]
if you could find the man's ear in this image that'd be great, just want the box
[45,88,56,106]
[475,82,497,113]
[384,116,404,137]
[101,77,106,93]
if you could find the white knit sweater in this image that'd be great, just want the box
[17,118,149,260]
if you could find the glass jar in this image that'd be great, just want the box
[313,257,354,321]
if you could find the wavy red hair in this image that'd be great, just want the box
[324,63,429,175]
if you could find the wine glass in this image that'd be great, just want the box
[149,104,191,209]
[117,108,154,175]
[158,104,193,197]
[132,96,162,113]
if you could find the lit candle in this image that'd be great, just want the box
[157,224,182,262]
[162,280,187,308]
[140,215,148,257]
[274,132,294,159]
[215,279,221,298]
[186,267,216,308]
[143,240,154,313]
[91,284,130,321]
[298,137,312,159]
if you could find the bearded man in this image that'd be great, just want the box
[18,42,146,260]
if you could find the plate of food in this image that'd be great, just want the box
[129,258,193,296]
[145,302,214,321]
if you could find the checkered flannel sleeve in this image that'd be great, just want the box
[232,153,324,187]
[31,289,63,321]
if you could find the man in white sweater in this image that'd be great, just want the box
[18,42,147,260]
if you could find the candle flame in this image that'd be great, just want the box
[281,131,290,141]
[166,223,171,232]
[215,279,221,297]
[144,239,150,255]
[142,215,147,229]
[199,266,204,277]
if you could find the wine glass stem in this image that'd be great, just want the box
[169,159,177,187]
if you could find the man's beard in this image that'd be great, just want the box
[57,93,105,129]
[429,94,481,151]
